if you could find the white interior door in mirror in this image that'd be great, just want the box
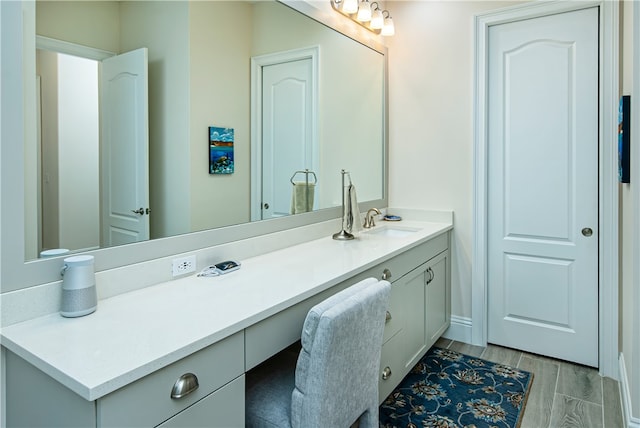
[261,57,318,219]
[100,48,150,246]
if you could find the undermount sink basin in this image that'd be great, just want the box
[365,225,421,238]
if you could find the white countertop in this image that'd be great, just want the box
[1,219,452,401]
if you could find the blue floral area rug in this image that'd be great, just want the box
[380,347,533,428]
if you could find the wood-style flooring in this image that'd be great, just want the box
[434,338,625,428]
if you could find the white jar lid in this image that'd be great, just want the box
[40,248,70,258]
[63,255,94,266]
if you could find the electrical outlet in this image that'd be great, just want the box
[172,255,196,277]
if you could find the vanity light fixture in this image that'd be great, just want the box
[380,10,395,36]
[356,0,372,22]
[331,0,395,36]
[370,4,384,30]
[342,0,359,14]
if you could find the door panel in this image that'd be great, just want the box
[401,264,427,370]
[262,58,314,219]
[100,48,149,246]
[504,40,573,240]
[487,8,599,367]
[503,254,572,327]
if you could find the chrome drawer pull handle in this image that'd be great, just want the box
[385,311,392,323]
[382,268,392,281]
[170,373,199,399]
[381,366,392,380]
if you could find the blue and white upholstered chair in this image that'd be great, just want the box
[245,277,391,428]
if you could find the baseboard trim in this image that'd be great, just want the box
[442,315,472,344]
[619,353,640,428]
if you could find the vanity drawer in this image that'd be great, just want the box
[378,330,406,404]
[383,281,403,343]
[98,331,244,428]
[355,233,448,284]
[157,375,245,427]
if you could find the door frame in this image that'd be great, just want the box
[249,46,319,221]
[35,36,115,253]
[472,0,619,378]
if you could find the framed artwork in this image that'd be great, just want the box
[618,95,630,183]
[209,126,234,174]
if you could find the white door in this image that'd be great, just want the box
[261,58,315,219]
[100,48,150,246]
[487,8,599,367]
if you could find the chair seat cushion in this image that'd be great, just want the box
[245,347,299,428]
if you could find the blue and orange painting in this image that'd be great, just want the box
[209,126,234,174]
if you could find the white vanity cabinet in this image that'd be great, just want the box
[376,232,451,402]
[5,332,245,428]
[2,223,452,427]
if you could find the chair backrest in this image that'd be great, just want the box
[291,277,391,428]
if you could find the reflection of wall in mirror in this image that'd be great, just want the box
[188,1,252,233]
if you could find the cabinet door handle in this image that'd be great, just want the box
[170,373,199,399]
[381,366,392,380]
[385,311,392,323]
[426,267,434,284]
[382,268,392,281]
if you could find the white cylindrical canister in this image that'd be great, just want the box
[40,248,70,258]
[60,255,97,317]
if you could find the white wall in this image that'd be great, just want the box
[387,1,521,319]
[189,1,252,231]
[37,49,60,251]
[632,0,640,419]
[119,1,191,239]
[57,54,100,251]
[0,0,3,421]
[619,1,639,424]
[36,1,120,53]
[622,0,640,423]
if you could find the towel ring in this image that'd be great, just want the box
[290,169,317,185]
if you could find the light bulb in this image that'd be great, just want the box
[381,15,395,36]
[357,0,372,22]
[370,8,384,29]
[342,0,358,14]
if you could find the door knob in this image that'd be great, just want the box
[131,208,144,215]
[581,227,593,237]
[263,203,270,209]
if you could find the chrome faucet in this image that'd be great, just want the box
[363,208,381,228]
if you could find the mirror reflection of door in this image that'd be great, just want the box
[35,43,150,256]
[100,48,150,247]
[256,49,319,221]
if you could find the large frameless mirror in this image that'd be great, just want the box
[27,0,385,260]
[1,0,387,292]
